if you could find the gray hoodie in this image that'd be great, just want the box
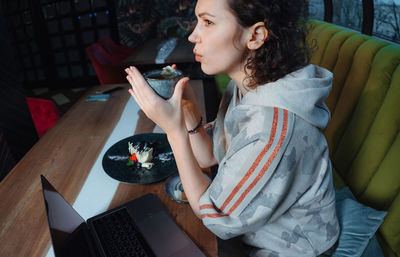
[199,64,340,257]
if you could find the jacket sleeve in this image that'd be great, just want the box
[199,107,295,239]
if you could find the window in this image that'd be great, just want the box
[307,0,400,44]
[332,0,363,31]
[309,0,324,20]
[373,0,400,43]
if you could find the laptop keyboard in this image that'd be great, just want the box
[92,208,155,257]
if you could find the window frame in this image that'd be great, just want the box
[319,0,396,40]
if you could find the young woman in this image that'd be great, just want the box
[126,0,340,256]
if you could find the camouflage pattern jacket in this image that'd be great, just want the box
[199,65,340,257]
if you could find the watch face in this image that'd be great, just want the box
[102,133,177,184]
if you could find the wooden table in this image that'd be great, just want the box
[123,38,195,66]
[0,83,217,257]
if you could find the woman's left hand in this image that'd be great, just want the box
[125,66,190,136]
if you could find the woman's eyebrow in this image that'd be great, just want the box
[198,12,216,18]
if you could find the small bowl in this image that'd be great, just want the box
[164,172,211,203]
[143,69,183,99]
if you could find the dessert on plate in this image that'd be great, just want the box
[127,141,154,169]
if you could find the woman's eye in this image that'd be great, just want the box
[204,19,214,26]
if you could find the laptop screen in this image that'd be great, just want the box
[41,175,95,257]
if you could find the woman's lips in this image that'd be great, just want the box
[193,51,202,62]
[195,54,202,62]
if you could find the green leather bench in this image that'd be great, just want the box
[214,20,400,257]
[307,20,400,257]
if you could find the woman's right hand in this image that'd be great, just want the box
[126,66,189,137]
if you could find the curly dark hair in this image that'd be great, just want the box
[228,0,311,89]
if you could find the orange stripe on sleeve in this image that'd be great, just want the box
[200,204,216,210]
[227,110,289,215]
[219,107,279,212]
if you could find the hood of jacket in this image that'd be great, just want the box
[241,64,332,129]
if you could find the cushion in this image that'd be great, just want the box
[360,235,386,257]
[332,187,387,257]
[26,97,60,138]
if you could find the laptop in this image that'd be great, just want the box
[41,175,205,257]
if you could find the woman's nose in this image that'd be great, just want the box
[188,27,200,44]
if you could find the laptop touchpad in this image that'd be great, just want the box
[137,211,191,257]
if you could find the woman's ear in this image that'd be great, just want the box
[247,22,268,50]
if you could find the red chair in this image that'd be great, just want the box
[26,97,60,138]
[86,43,128,85]
[98,36,134,61]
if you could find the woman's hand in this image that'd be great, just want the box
[126,66,189,136]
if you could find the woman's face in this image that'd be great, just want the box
[188,0,248,76]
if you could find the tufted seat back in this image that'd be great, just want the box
[307,20,400,257]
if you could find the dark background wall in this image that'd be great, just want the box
[1,0,118,90]
[0,0,197,180]
[0,3,38,179]
[0,0,197,91]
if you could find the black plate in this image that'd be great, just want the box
[102,133,177,184]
